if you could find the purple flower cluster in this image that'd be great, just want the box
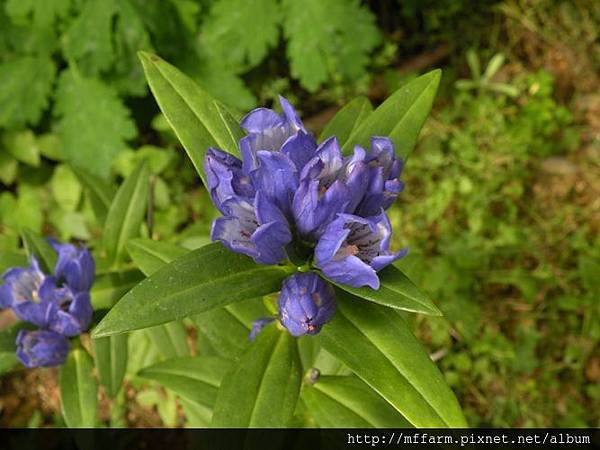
[0,241,95,368]
[205,97,407,337]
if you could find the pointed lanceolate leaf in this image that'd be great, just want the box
[139,51,244,184]
[320,96,372,145]
[21,228,57,274]
[59,348,98,427]
[92,334,128,398]
[319,290,467,428]
[72,166,116,224]
[193,298,271,358]
[302,375,411,428]
[126,238,188,276]
[325,264,442,316]
[92,243,292,337]
[103,160,150,267]
[138,356,230,414]
[145,321,189,358]
[212,324,302,427]
[342,70,441,159]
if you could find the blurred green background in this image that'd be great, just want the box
[0,0,598,427]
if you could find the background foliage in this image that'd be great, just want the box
[0,0,598,427]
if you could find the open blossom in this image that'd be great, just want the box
[292,137,368,239]
[0,240,95,368]
[315,211,408,289]
[205,148,255,214]
[16,329,69,368]
[278,273,336,337]
[211,193,292,265]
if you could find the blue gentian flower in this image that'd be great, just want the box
[51,241,96,293]
[0,258,55,328]
[278,272,336,336]
[315,211,408,289]
[249,317,275,342]
[211,192,292,264]
[205,148,255,215]
[355,137,404,217]
[16,329,69,368]
[239,96,317,173]
[292,137,368,239]
[0,240,96,368]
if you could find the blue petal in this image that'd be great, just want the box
[16,329,69,368]
[280,130,317,172]
[251,220,291,264]
[321,256,380,289]
[249,317,275,342]
[240,107,284,133]
[251,151,298,215]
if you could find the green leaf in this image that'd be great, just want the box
[342,69,442,158]
[93,243,292,337]
[139,51,244,184]
[138,356,230,415]
[21,229,57,274]
[325,264,442,316]
[202,0,280,70]
[6,0,71,27]
[61,0,116,76]
[282,0,380,92]
[0,151,18,185]
[212,324,302,427]
[302,375,411,427]
[90,269,145,311]
[126,238,188,276]
[54,69,137,179]
[59,348,98,427]
[193,298,270,358]
[0,55,56,128]
[3,130,41,167]
[0,251,27,274]
[103,161,150,267]
[71,166,116,224]
[145,321,189,359]
[319,96,372,144]
[50,164,82,212]
[319,291,467,428]
[92,334,128,398]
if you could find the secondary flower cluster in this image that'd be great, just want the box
[205,97,407,337]
[0,241,95,368]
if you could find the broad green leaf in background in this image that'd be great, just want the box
[21,229,57,274]
[92,334,128,398]
[50,164,82,212]
[202,0,280,71]
[0,55,56,128]
[319,96,372,144]
[3,130,41,167]
[93,243,293,337]
[126,238,188,276]
[0,251,27,274]
[212,324,302,427]
[90,269,144,311]
[145,321,189,359]
[72,166,116,224]
[138,356,231,424]
[342,69,442,158]
[102,160,150,267]
[61,0,116,76]
[302,375,411,428]
[59,348,98,427]
[319,291,467,428]
[54,69,137,179]
[282,0,380,92]
[139,51,243,184]
[325,264,442,316]
[5,0,71,27]
[0,151,18,185]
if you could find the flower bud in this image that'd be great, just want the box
[278,273,336,336]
